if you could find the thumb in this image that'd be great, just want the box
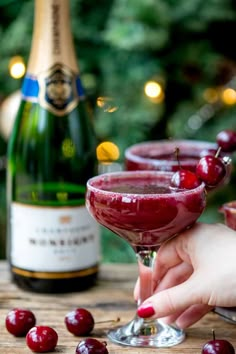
[133,277,140,302]
[137,278,200,319]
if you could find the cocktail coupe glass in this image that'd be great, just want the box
[125,139,218,172]
[86,170,206,348]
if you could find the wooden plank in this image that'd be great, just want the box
[0,261,235,353]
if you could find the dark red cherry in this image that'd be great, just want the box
[26,326,58,353]
[5,308,36,337]
[202,330,235,354]
[196,155,226,187]
[170,169,201,189]
[216,130,236,152]
[76,338,109,354]
[65,308,94,336]
[202,338,235,353]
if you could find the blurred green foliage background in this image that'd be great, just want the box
[0,0,236,262]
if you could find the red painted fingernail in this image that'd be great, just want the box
[137,303,155,318]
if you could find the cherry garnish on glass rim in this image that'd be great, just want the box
[170,147,201,189]
[196,147,227,187]
[216,129,236,153]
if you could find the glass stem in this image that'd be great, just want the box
[136,249,159,306]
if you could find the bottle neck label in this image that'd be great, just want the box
[22,63,85,116]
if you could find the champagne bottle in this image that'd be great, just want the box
[6,0,100,293]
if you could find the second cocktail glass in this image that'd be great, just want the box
[125,139,218,172]
[86,170,206,348]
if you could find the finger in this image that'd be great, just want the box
[153,239,183,283]
[175,304,213,328]
[138,261,153,303]
[135,262,193,307]
[155,261,193,293]
[133,277,140,302]
[153,225,196,283]
[135,261,193,302]
[160,309,185,326]
[160,304,213,329]
[137,276,200,319]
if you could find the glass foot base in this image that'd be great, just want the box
[107,315,185,348]
[214,306,236,324]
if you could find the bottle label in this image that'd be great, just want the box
[22,63,85,116]
[10,203,100,276]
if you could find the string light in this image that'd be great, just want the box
[203,88,219,103]
[144,80,164,103]
[96,97,118,112]
[221,88,236,105]
[96,141,120,162]
[8,56,26,79]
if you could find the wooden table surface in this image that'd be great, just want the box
[0,261,236,353]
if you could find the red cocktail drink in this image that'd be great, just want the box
[86,170,206,348]
[87,171,206,248]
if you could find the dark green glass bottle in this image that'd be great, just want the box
[7,0,100,293]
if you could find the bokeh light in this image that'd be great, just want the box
[96,141,120,162]
[9,56,26,79]
[144,80,164,103]
[62,138,76,158]
[203,88,219,103]
[221,88,236,105]
[96,97,118,112]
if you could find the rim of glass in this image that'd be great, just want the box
[125,139,217,165]
[87,170,206,197]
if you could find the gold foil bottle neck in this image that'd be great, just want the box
[27,0,79,76]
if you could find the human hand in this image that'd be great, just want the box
[136,223,236,328]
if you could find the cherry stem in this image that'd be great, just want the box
[174,147,181,169]
[95,317,120,326]
[215,146,232,165]
[215,146,221,158]
[212,329,216,341]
